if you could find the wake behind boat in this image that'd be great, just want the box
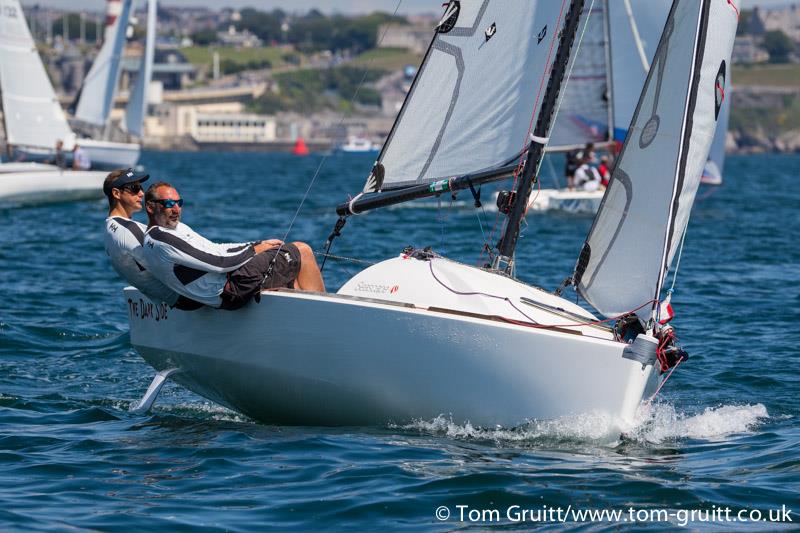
[127,0,737,429]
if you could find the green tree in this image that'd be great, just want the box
[762,30,795,64]
[250,65,385,113]
[236,8,284,43]
[737,10,752,36]
[191,28,218,46]
[49,13,99,42]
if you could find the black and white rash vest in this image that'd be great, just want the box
[104,216,180,306]
[143,222,255,307]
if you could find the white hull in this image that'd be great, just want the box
[127,256,659,427]
[16,139,141,170]
[338,137,380,153]
[529,188,604,213]
[0,169,107,204]
[0,162,60,173]
[78,139,141,169]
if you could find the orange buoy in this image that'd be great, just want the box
[292,137,310,156]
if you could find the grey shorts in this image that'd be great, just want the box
[220,243,301,310]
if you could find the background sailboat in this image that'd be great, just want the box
[0,0,106,203]
[126,0,737,429]
[525,0,729,213]
[71,0,157,168]
[2,0,155,169]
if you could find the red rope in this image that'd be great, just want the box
[727,0,740,18]
[427,258,656,331]
[646,356,685,403]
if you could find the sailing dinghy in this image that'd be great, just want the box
[517,0,729,213]
[127,0,737,428]
[0,0,107,203]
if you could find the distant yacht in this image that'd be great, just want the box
[338,136,380,153]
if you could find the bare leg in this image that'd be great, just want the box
[292,241,325,292]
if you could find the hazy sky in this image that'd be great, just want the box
[18,0,796,15]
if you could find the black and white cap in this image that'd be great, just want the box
[103,168,150,196]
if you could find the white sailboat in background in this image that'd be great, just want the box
[3,0,156,170]
[524,0,729,213]
[127,0,737,429]
[338,135,380,153]
[0,0,106,204]
[123,0,157,139]
[701,91,729,185]
[71,0,157,168]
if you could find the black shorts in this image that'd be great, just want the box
[220,243,301,310]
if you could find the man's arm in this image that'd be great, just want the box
[148,227,256,274]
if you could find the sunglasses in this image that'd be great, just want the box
[151,198,184,208]
[120,183,142,194]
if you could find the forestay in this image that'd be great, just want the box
[548,1,613,151]
[75,0,133,127]
[0,0,74,149]
[125,0,156,137]
[365,0,569,191]
[573,0,737,321]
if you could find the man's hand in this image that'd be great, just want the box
[253,239,284,254]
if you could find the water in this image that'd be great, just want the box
[0,152,797,530]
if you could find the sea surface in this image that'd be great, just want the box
[0,151,797,530]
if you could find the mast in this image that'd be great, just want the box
[602,0,614,147]
[495,0,586,273]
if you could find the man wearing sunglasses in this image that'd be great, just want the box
[142,182,325,310]
[103,169,202,310]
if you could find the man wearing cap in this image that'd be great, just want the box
[142,181,325,310]
[103,169,202,310]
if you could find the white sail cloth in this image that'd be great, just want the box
[549,1,613,150]
[574,0,737,321]
[703,87,729,183]
[607,0,671,142]
[368,0,571,191]
[75,0,133,127]
[125,0,156,137]
[0,0,74,149]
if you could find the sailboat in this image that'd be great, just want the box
[522,0,729,213]
[3,0,156,170]
[70,0,157,168]
[0,0,107,204]
[126,0,737,428]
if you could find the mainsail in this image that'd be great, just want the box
[125,0,156,137]
[363,0,572,192]
[548,1,613,151]
[0,0,74,149]
[74,0,133,127]
[573,0,737,321]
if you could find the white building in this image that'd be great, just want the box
[147,103,276,143]
[759,5,800,41]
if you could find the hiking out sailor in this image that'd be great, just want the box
[141,181,325,310]
[597,155,612,187]
[103,169,202,310]
[574,152,602,192]
[565,142,595,190]
[54,139,66,169]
